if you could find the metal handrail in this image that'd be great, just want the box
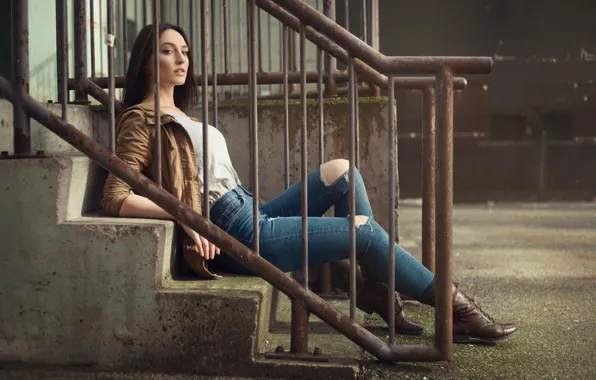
[7,0,494,364]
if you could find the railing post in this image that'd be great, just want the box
[291,22,310,356]
[368,0,380,96]
[201,0,210,218]
[248,0,259,253]
[348,55,357,320]
[107,0,116,153]
[434,66,454,361]
[73,0,89,104]
[56,0,69,121]
[153,0,162,187]
[12,0,31,155]
[323,0,337,96]
[422,86,436,273]
[387,75,396,344]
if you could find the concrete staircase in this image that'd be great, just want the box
[0,101,360,379]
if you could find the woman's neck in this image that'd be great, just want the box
[143,85,176,109]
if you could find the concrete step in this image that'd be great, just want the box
[0,153,358,378]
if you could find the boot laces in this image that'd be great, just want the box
[461,292,495,323]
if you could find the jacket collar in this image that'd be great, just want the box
[123,103,200,126]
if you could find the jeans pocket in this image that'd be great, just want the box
[213,193,247,232]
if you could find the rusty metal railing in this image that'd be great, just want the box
[6,0,493,364]
[1,75,436,362]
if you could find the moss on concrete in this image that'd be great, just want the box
[217,96,389,109]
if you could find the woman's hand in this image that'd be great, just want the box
[181,224,220,260]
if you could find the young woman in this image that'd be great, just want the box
[102,24,517,343]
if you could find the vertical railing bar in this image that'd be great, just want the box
[248,0,259,254]
[299,24,308,291]
[354,70,360,168]
[267,13,273,96]
[317,44,332,295]
[211,0,218,128]
[361,0,367,43]
[317,48,324,176]
[189,0,194,73]
[323,0,337,96]
[282,25,290,190]
[74,0,88,104]
[122,0,128,74]
[56,0,69,121]
[369,0,380,96]
[387,74,396,344]
[176,0,182,26]
[201,0,210,218]
[153,0,162,187]
[348,56,357,320]
[435,65,454,360]
[90,0,96,78]
[422,86,436,273]
[257,7,263,73]
[13,0,30,155]
[289,21,310,357]
[223,0,229,74]
[238,0,244,97]
[143,0,147,26]
[344,0,349,31]
[107,0,116,153]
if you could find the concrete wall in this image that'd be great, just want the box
[0,100,109,155]
[190,97,399,232]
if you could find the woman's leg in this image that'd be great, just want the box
[260,159,373,218]
[258,214,434,299]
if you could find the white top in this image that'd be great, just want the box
[166,112,241,207]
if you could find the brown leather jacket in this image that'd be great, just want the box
[101,103,218,279]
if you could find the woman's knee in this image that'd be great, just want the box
[355,215,370,228]
[321,159,349,185]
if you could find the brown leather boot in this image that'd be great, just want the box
[452,283,517,343]
[356,281,424,336]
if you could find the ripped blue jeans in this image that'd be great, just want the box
[209,166,434,298]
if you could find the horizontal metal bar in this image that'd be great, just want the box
[80,78,123,114]
[275,0,492,75]
[73,72,466,90]
[256,0,467,89]
[0,75,447,363]
[69,72,348,89]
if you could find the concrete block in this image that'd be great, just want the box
[0,156,276,375]
[0,101,109,155]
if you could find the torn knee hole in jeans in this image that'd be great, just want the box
[320,165,349,187]
[355,215,370,228]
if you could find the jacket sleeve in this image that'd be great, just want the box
[101,110,154,216]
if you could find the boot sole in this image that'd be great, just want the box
[397,329,423,336]
[453,329,517,344]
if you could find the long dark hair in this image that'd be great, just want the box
[121,23,198,111]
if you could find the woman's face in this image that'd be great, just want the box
[148,28,190,88]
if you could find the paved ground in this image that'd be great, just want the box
[2,203,595,379]
[359,202,596,380]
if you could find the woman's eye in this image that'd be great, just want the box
[162,49,173,54]
[182,51,188,56]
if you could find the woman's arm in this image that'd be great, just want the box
[118,193,172,219]
[101,110,219,259]
[102,110,154,216]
